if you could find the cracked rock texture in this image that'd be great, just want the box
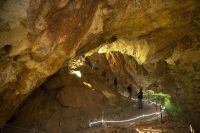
[0,0,200,131]
[87,51,200,131]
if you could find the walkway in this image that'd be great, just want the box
[89,97,165,128]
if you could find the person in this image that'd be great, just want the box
[102,70,106,78]
[85,56,92,67]
[108,35,117,43]
[137,88,143,109]
[127,84,132,99]
[113,78,118,88]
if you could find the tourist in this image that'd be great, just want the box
[137,88,143,109]
[127,84,132,99]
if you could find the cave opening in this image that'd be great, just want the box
[0,0,200,133]
[2,51,198,133]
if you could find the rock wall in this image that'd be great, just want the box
[87,50,200,131]
[3,66,130,133]
[0,0,199,129]
[0,0,102,127]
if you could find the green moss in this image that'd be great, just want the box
[144,91,181,116]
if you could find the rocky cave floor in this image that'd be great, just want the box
[0,0,200,132]
[1,65,191,133]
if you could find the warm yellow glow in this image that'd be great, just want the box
[136,128,143,133]
[102,90,116,98]
[136,128,162,133]
[68,58,84,69]
[83,81,92,88]
[190,125,192,133]
[190,125,195,133]
[97,39,149,64]
[70,70,82,78]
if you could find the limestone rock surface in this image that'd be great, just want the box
[0,0,199,131]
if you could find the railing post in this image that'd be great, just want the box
[156,96,158,111]
[160,98,164,124]
[102,111,104,126]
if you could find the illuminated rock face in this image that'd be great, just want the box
[99,0,200,64]
[0,0,101,126]
[88,51,200,131]
[0,0,199,130]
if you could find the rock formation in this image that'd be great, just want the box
[0,0,199,132]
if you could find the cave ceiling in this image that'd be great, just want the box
[0,0,199,129]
